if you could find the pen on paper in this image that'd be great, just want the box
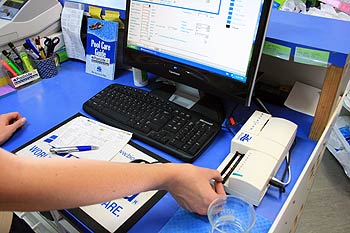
[49,146,99,154]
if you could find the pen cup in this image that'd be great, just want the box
[34,55,58,79]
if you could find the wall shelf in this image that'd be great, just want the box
[265,9,350,141]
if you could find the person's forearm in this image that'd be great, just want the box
[0,149,173,211]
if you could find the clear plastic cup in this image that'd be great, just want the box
[208,195,256,233]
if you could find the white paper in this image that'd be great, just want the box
[284,81,321,116]
[61,5,86,61]
[50,116,132,161]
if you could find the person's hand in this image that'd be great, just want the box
[164,163,226,215]
[0,112,26,145]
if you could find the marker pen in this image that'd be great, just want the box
[25,38,40,57]
[35,36,46,59]
[23,43,40,60]
[2,49,13,60]
[1,50,23,73]
[8,42,21,58]
[20,52,34,72]
[38,44,47,59]
[5,58,22,75]
[1,55,23,75]
[8,42,25,70]
[0,59,18,77]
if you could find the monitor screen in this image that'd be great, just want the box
[123,0,272,107]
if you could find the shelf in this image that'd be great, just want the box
[266,9,350,67]
[265,9,350,141]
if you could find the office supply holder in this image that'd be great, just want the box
[33,55,58,79]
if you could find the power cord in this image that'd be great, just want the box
[269,152,292,193]
[255,97,271,114]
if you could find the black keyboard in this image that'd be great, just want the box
[83,84,221,162]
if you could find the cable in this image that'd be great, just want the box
[269,153,292,193]
[255,97,271,114]
[278,153,292,186]
[269,178,286,193]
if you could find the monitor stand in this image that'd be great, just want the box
[169,83,201,109]
[150,80,225,124]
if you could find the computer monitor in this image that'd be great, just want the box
[123,0,273,118]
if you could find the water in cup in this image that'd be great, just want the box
[208,195,256,233]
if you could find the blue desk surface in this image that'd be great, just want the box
[0,60,317,232]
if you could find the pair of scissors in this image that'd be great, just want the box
[44,36,60,57]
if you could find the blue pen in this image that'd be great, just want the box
[49,146,99,154]
[25,38,41,57]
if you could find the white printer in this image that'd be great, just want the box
[217,110,298,206]
[0,0,62,49]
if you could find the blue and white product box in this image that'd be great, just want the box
[86,18,118,80]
